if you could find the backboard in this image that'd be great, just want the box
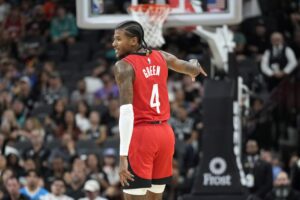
[76,0,242,29]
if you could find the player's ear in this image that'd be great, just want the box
[130,36,138,47]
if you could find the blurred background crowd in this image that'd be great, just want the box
[0,0,299,200]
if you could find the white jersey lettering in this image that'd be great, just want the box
[143,66,161,78]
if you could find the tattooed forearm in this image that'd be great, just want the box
[159,51,200,77]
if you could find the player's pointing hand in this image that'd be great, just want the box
[189,59,207,81]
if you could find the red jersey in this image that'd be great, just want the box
[122,50,170,125]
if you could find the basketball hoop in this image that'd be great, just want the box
[129,4,171,48]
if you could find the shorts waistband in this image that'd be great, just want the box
[135,120,167,125]
[147,121,164,124]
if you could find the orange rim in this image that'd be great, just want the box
[129,4,170,12]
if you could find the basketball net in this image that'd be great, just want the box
[129,4,171,48]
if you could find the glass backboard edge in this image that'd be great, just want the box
[76,0,242,29]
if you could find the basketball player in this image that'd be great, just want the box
[113,21,207,200]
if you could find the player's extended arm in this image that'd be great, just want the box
[160,50,207,79]
[113,60,135,186]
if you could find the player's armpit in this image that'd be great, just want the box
[159,50,207,78]
[113,60,134,105]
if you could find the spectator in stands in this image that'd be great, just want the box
[11,98,27,127]
[65,163,87,199]
[246,19,269,59]
[43,71,68,105]
[32,70,49,104]
[265,171,300,200]
[84,66,104,94]
[289,7,300,38]
[20,170,48,200]
[13,76,35,110]
[247,97,273,149]
[45,156,65,186]
[86,111,107,145]
[50,98,66,126]
[22,157,37,172]
[22,62,38,88]
[71,79,94,106]
[101,99,119,137]
[1,109,19,138]
[75,100,90,133]
[3,176,30,200]
[102,148,119,186]
[18,21,46,61]
[0,168,14,186]
[20,0,33,20]
[0,90,12,114]
[86,154,108,189]
[171,89,189,112]
[43,0,56,21]
[6,151,24,178]
[56,110,82,140]
[182,130,200,174]
[290,30,300,60]
[290,156,300,191]
[94,74,118,104]
[24,128,49,170]
[261,150,283,180]
[49,133,76,163]
[50,6,78,44]
[41,178,74,200]
[169,106,195,141]
[101,148,121,199]
[42,61,56,74]
[21,117,44,139]
[230,24,247,61]
[2,6,25,42]
[29,5,49,37]
[182,75,202,105]
[261,32,298,90]
[0,154,7,174]
[0,0,10,24]
[243,139,273,199]
[0,58,18,87]
[0,32,12,58]
[79,179,107,200]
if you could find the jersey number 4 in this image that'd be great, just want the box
[150,84,161,114]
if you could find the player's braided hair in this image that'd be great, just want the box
[116,21,149,51]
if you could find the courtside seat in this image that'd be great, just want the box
[237,58,259,86]
[102,137,119,152]
[45,138,62,150]
[79,29,100,44]
[66,42,89,63]
[30,104,53,118]
[45,43,65,63]
[57,61,80,72]
[76,139,99,155]
[13,139,33,155]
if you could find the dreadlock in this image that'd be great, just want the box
[115,21,149,51]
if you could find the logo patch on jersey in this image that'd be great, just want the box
[147,58,151,64]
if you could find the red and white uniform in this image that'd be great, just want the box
[122,50,175,188]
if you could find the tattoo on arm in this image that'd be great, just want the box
[160,51,200,77]
[113,61,134,105]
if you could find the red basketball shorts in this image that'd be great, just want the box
[124,122,175,189]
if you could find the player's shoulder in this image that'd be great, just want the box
[113,60,134,78]
[114,60,132,70]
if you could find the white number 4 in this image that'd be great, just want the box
[150,84,161,113]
